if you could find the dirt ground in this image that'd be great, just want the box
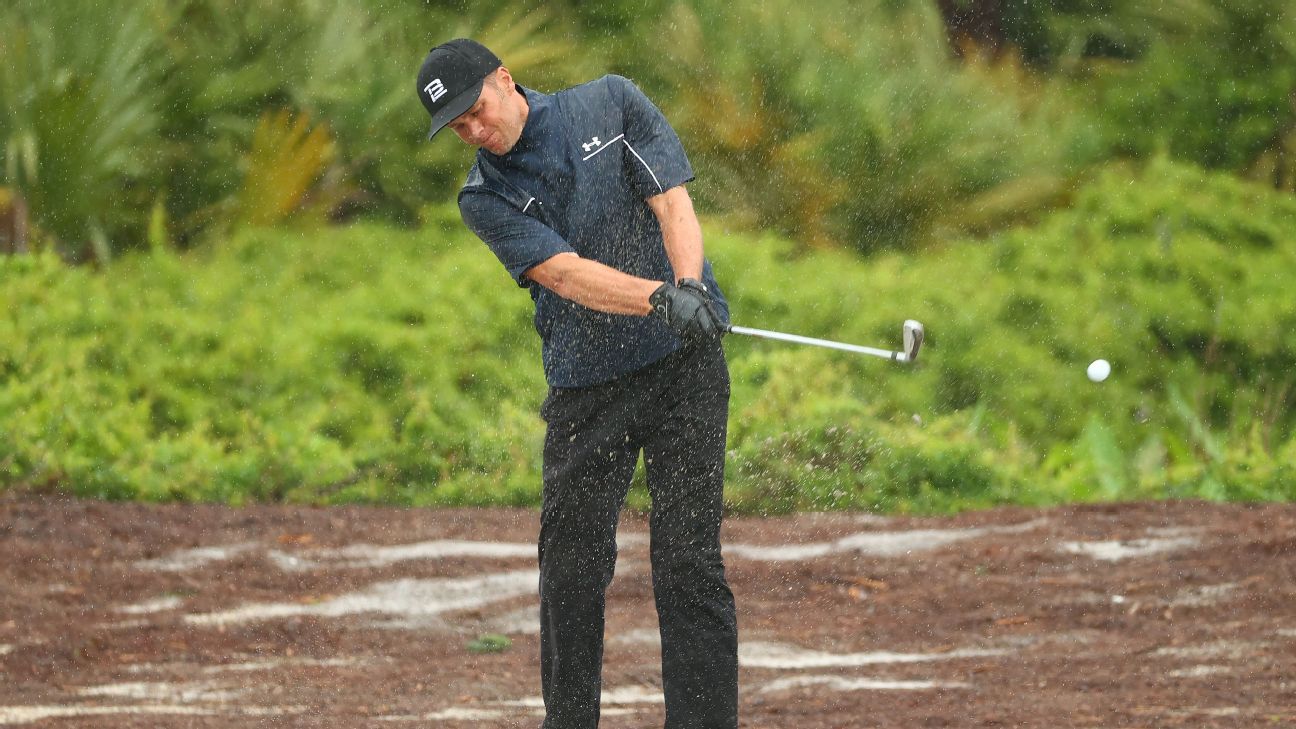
[1,496,1294,728]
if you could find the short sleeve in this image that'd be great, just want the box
[459,191,576,287]
[611,75,694,199]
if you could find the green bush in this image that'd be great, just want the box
[723,351,1027,514]
[8,0,1289,262]
[625,0,1089,251]
[0,223,544,505]
[0,1,165,261]
[715,157,1296,508]
[1085,1,1296,171]
[1006,0,1296,174]
[3,159,1294,512]
[2,0,586,256]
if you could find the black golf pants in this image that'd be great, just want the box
[537,340,737,729]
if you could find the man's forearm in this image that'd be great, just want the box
[523,185,706,317]
[525,253,659,316]
[647,185,704,282]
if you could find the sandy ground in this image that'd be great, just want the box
[1,496,1294,728]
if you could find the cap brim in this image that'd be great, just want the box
[426,79,486,140]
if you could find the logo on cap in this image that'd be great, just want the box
[415,38,503,140]
[424,79,448,103]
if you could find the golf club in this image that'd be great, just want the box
[727,320,925,363]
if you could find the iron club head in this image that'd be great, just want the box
[902,320,924,363]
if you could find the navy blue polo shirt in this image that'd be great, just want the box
[458,75,729,388]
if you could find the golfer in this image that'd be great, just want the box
[415,39,738,728]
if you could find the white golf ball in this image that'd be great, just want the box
[1087,359,1111,382]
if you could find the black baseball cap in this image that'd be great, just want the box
[415,39,503,139]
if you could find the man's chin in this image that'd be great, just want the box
[481,132,517,156]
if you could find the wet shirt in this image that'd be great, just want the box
[458,76,728,388]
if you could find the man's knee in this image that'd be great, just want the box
[651,541,726,593]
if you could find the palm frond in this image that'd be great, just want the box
[0,1,164,257]
[234,109,338,228]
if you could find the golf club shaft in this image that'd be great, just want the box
[727,325,908,361]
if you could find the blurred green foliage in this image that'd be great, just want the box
[626,1,1086,250]
[1,0,585,257]
[724,158,1296,511]
[1,1,164,262]
[3,0,1294,512]
[1,219,546,504]
[4,161,1293,512]
[1070,0,1296,175]
[4,0,1292,258]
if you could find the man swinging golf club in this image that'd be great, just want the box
[416,39,737,729]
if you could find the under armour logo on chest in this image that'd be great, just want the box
[580,133,625,161]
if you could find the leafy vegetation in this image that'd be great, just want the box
[1,1,164,262]
[6,1,1292,258]
[719,158,1296,511]
[627,1,1088,251]
[1072,0,1296,176]
[3,1,1294,511]
[1,0,585,256]
[4,161,1293,512]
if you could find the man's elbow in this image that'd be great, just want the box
[525,253,579,297]
[648,186,700,231]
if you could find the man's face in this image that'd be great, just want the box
[447,67,526,156]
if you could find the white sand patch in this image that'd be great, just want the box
[100,619,158,630]
[269,539,536,571]
[608,628,661,646]
[1168,665,1232,678]
[1169,583,1238,607]
[739,641,1006,669]
[116,596,184,615]
[1278,629,1296,638]
[409,708,515,721]
[502,685,664,708]
[377,706,640,722]
[186,569,536,626]
[206,657,364,673]
[135,543,257,572]
[760,675,970,693]
[1177,707,1242,718]
[0,705,217,724]
[225,705,307,716]
[0,645,11,656]
[78,681,243,703]
[269,534,645,572]
[120,657,366,676]
[0,702,304,724]
[726,520,1044,561]
[601,686,664,704]
[726,543,836,560]
[1058,534,1199,561]
[480,606,540,635]
[1153,641,1261,660]
[835,528,994,557]
[265,551,313,571]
